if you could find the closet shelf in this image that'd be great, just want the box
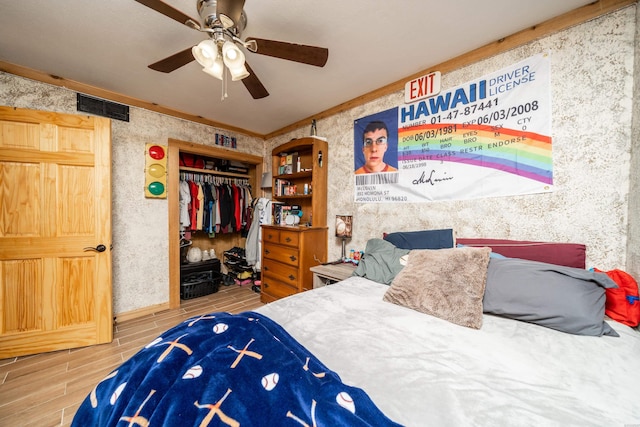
[274,194,312,200]
[273,171,313,180]
[179,166,250,179]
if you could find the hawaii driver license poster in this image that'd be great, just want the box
[354,53,553,203]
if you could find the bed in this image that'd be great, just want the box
[73,235,640,426]
[260,277,640,426]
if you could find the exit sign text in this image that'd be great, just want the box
[405,71,441,103]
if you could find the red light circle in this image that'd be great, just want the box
[148,145,165,160]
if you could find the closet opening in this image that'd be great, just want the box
[167,138,264,309]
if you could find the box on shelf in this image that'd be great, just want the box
[217,159,249,174]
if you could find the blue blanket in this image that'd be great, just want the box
[73,311,402,426]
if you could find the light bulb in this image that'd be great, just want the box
[222,41,245,69]
[225,48,238,61]
[192,40,218,68]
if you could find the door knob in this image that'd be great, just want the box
[83,244,107,253]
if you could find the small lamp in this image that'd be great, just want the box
[335,215,353,261]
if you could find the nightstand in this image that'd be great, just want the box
[310,263,357,288]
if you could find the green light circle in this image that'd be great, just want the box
[148,181,165,196]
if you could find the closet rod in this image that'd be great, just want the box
[180,172,250,186]
[179,166,250,179]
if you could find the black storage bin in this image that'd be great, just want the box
[181,272,221,299]
[180,259,221,300]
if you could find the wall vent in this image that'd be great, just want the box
[77,93,130,122]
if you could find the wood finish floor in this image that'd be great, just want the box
[0,284,263,426]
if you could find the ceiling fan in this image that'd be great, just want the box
[134,0,329,99]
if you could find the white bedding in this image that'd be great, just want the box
[256,276,640,427]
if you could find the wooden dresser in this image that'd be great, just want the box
[261,137,328,303]
[260,226,327,303]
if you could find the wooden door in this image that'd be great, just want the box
[0,106,113,358]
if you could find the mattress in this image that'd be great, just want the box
[256,276,640,426]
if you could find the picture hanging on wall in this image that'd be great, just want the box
[353,52,553,204]
[215,133,237,148]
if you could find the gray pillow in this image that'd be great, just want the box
[353,239,410,285]
[483,258,619,336]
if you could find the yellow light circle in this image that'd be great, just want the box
[148,163,166,178]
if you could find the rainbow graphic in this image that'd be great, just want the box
[398,123,552,185]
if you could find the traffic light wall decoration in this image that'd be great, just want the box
[145,143,167,198]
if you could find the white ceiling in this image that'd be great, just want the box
[0,0,593,136]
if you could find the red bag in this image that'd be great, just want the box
[179,153,205,169]
[595,268,640,327]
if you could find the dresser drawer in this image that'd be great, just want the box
[262,227,300,247]
[261,274,298,300]
[261,261,298,286]
[263,244,300,267]
[260,225,327,303]
[263,228,280,243]
[278,230,299,247]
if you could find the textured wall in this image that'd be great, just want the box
[628,4,640,279]
[269,6,638,274]
[0,75,264,314]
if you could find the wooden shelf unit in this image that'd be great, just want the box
[261,137,328,303]
[270,137,328,227]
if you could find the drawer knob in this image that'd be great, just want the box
[285,237,291,242]
[264,266,269,271]
[263,282,269,288]
[265,249,270,254]
[289,255,297,262]
[288,275,296,281]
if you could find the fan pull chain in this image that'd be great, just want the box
[221,67,229,101]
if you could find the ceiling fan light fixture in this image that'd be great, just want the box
[228,63,250,81]
[202,56,224,80]
[140,0,328,100]
[222,40,244,68]
[192,39,218,68]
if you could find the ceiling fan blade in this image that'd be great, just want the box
[134,0,197,26]
[149,47,195,73]
[246,38,329,67]
[216,0,246,27]
[241,62,269,99]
